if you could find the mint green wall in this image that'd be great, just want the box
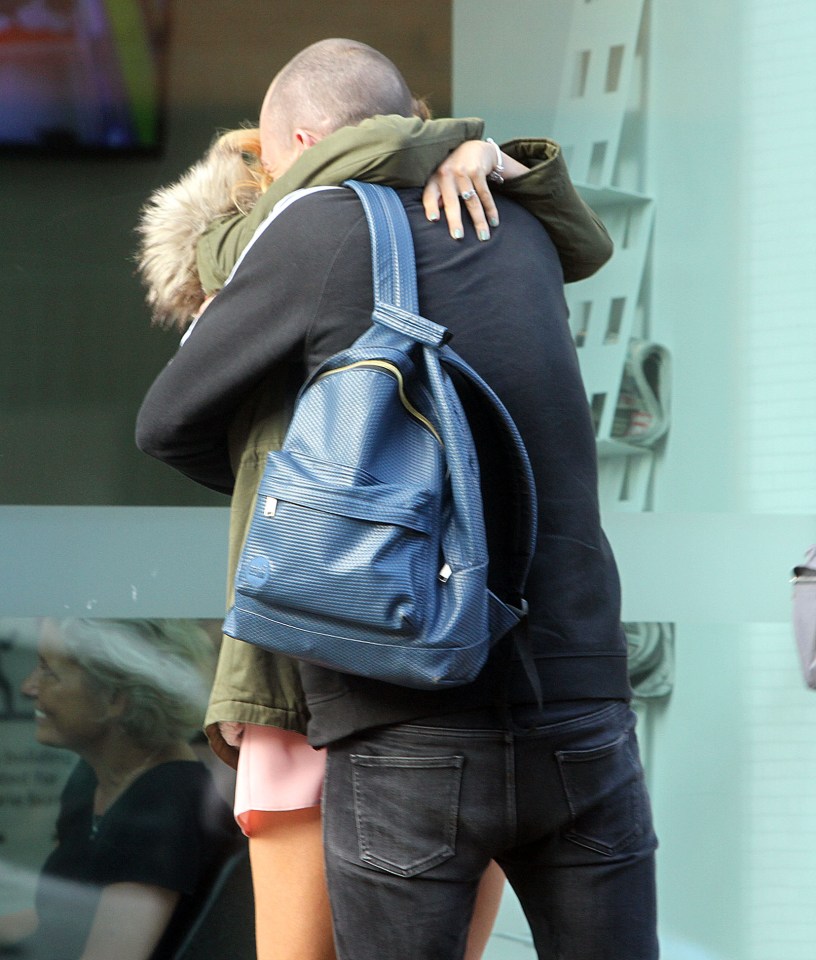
[454,1,816,958]
[647,5,743,513]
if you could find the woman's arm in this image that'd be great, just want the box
[498,138,613,281]
[196,114,485,295]
[138,115,486,331]
[79,884,179,960]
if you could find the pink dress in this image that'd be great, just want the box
[233,723,326,835]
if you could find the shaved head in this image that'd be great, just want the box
[260,38,414,177]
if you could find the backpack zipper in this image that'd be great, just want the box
[316,359,443,447]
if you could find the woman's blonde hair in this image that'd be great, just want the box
[135,128,267,331]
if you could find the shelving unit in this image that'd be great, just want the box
[542,0,667,512]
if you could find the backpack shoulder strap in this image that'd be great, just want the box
[344,180,448,348]
[343,179,418,313]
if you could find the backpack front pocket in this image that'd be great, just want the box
[235,454,442,638]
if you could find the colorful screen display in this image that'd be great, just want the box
[0,0,169,154]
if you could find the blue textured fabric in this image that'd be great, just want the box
[223,182,537,689]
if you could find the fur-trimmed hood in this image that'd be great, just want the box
[135,132,263,331]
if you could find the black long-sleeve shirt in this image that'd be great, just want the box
[137,187,630,743]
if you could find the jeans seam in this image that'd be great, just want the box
[505,732,517,844]
[513,700,629,737]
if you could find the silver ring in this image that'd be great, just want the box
[460,189,476,201]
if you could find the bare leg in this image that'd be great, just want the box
[249,805,502,960]
[247,807,337,960]
[463,861,505,960]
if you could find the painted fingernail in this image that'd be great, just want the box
[453,228,464,240]
[478,229,490,242]
[489,216,499,228]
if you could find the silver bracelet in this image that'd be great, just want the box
[486,137,505,184]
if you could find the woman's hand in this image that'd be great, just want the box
[422,140,527,241]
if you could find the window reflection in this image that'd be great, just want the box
[0,618,240,960]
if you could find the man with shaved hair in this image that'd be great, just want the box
[258,40,418,183]
[138,38,659,960]
[262,38,416,139]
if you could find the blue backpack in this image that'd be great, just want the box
[223,181,537,689]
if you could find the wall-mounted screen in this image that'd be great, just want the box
[0,0,169,155]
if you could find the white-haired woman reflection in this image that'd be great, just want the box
[0,618,238,960]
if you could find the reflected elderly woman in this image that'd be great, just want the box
[0,619,238,960]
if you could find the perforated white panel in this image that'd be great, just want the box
[549,0,646,187]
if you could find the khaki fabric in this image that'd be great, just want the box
[204,378,308,768]
[497,138,612,282]
[196,123,613,297]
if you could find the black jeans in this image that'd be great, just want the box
[322,699,659,959]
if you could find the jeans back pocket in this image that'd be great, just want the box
[351,754,464,877]
[556,730,648,856]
